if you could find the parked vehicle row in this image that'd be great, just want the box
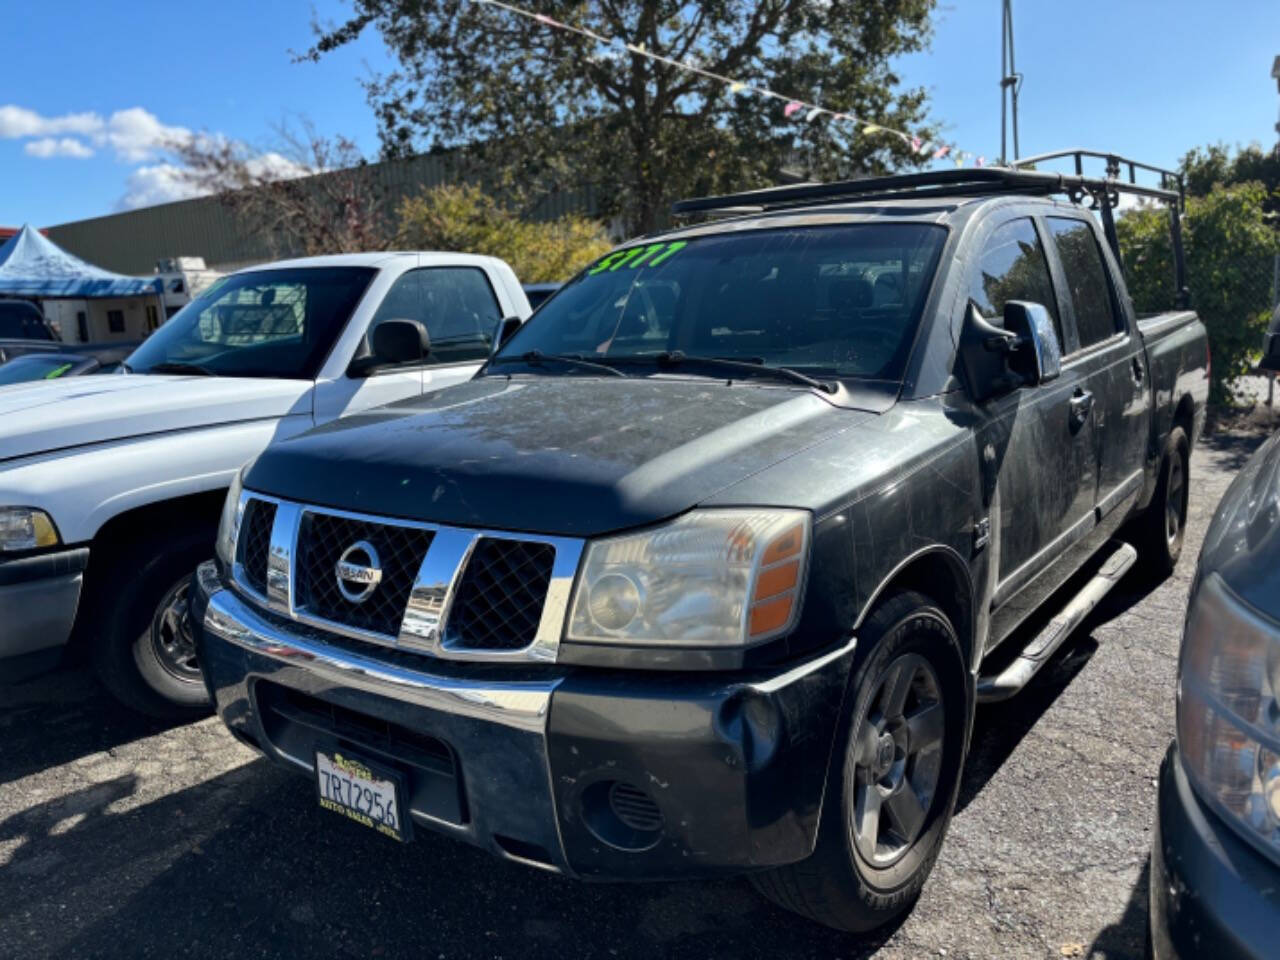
[7,152,1276,941]
[0,252,529,715]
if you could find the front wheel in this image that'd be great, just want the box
[751,590,971,932]
[91,534,213,720]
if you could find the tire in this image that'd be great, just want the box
[751,590,971,932]
[90,531,214,720]
[1138,426,1189,577]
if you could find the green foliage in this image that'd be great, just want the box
[394,184,613,283]
[305,1,938,235]
[1118,182,1280,405]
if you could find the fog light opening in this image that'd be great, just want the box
[581,779,664,852]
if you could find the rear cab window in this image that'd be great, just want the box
[1046,217,1124,350]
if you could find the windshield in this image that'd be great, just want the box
[126,266,376,379]
[492,224,946,383]
[0,355,81,384]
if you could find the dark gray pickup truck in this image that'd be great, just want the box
[193,154,1208,933]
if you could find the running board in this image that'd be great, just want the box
[977,541,1137,702]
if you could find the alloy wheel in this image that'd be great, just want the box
[850,652,946,867]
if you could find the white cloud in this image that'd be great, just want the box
[96,107,190,163]
[23,137,93,158]
[118,163,204,210]
[0,105,102,139]
[2,103,327,212]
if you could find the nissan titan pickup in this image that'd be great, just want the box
[193,154,1208,932]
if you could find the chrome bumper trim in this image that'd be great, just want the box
[200,574,560,733]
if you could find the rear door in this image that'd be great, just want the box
[971,215,1099,645]
[1042,215,1149,536]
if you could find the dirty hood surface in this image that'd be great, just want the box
[0,374,313,463]
[245,377,881,537]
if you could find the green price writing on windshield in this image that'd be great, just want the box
[588,240,687,275]
[44,363,74,379]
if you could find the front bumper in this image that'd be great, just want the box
[0,546,88,680]
[192,561,856,880]
[1149,743,1280,960]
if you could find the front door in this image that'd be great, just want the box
[967,216,1099,647]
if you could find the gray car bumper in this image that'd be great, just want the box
[0,547,89,680]
[1150,743,1280,960]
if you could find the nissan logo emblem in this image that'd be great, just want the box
[335,540,383,604]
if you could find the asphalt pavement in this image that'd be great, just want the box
[0,424,1271,960]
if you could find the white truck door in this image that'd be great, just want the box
[416,257,513,395]
[313,262,426,423]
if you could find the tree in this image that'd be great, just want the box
[1180,143,1280,223]
[171,122,389,257]
[304,1,938,236]
[394,184,613,282]
[1118,182,1280,405]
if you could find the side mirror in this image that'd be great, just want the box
[491,316,523,355]
[348,318,430,377]
[1002,301,1061,386]
[959,304,1021,402]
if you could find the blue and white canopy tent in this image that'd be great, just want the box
[0,224,162,299]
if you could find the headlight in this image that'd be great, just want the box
[0,507,60,552]
[567,509,810,647]
[1177,572,1280,863]
[214,469,246,568]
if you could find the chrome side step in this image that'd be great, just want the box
[977,540,1137,702]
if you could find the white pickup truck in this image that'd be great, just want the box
[0,251,530,715]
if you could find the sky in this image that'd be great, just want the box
[0,0,1277,228]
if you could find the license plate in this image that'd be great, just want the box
[315,749,410,842]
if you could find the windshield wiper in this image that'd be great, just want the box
[491,350,626,378]
[640,351,836,393]
[145,361,217,377]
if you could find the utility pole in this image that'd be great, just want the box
[1000,0,1022,164]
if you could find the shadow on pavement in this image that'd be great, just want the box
[1199,428,1269,472]
[0,666,198,787]
[1088,857,1151,960]
[0,753,900,960]
[956,559,1166,815]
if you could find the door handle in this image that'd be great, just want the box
[1069,389,1094,428]
[1131,356,1144,384]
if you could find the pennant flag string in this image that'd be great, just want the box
[470,0,986,164]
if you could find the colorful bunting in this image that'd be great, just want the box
[470,0,990,169]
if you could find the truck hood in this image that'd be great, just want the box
[245,378,882,537]
[1200,429,1280,617]
[0,375,313,463]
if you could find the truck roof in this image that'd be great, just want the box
[236,251,506,273]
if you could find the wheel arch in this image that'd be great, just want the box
[68,489,227,656]
[852,545,977,674]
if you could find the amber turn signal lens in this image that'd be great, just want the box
[754,559,799,601]
[761,523,804,565]
[749,594,794,637]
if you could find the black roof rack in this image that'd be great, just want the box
[672,148,1189,307]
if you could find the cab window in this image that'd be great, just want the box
[370,267,502,365]
[969,218,1064,348]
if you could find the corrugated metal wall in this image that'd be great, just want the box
[45,153,602,276]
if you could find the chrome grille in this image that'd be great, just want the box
[229,493,582,662]
[446,538,556,651]
[238,499,276,596]
[295,512,434,638]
